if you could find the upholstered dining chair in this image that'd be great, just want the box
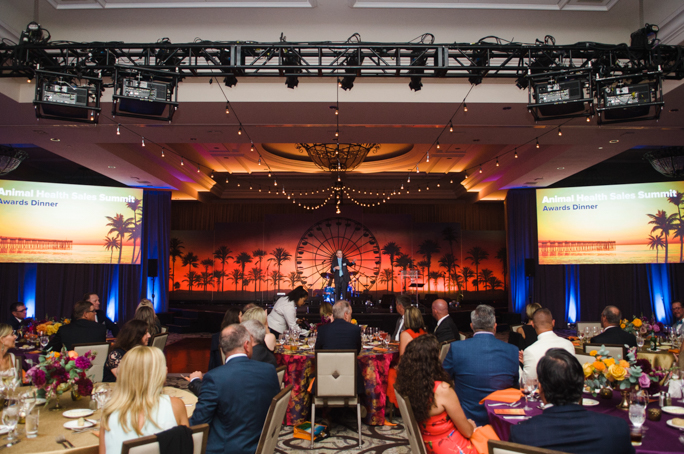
[488,439,571,454]
[439,340,452,363]
[72,342,111,383]
[254,384,293,454]
[583,343,626,360]
[311,350,362,448]
[276,365,286,388]
[150,333,169,352]
[120,424,209,454]
[574,353,594,366]
[459,332,467,340]
[394,389,427,454]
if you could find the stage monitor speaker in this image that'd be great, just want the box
[524,258,535,278]
[148,259,158,278]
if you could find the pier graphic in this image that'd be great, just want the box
[0,236,73,254]
[539,240,616,255]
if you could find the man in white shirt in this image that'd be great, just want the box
[392,295,410,341]
[522,308,575,380]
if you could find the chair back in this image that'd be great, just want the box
[576,322,602,335]
[315,350,357,398]
[394,389,428,454]
[584,343,626,360]
[121,424,209,454]
[255,384,293,454]
[40,447,100,454]
[488,439,571,454]
[439,341,451,363]
[276,365,286,388]
[150,333,169,351]
[72,342,110,383]
[575,353,594,366]
[459,332,466,340]
[161,326,168,333]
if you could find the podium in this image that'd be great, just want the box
[400,270,423,304]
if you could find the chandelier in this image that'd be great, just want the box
[643,147,684,178]
[0,145,29,176]
[296,143,379,172]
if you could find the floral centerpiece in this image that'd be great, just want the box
[621,315,664,337]
[26,349,95,409]
[25,316,71,336]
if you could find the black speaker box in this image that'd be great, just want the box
[148,258,158,278]
[524,258,535,278]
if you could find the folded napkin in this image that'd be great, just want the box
[373,347,388,352]
[568,336,578,341]
[572,341,581,347]
[480,388,522,404]
[668,348,680,354]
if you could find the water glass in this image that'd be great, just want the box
[39,336,49,350]
[25,410,39,438]
[2,404,19,441]
[629,389,648,429]
[637,335,645,349]
[307,336,315,349]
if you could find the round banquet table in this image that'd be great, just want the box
[574,345,676,371]
[485,391,684,454]
[3,385,196,454]
[275,346,399,426]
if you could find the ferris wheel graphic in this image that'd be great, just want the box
[296,217,381,292]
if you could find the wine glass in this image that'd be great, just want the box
[39,336,49,350]
[520,372,532,411]
[636,335,645,349]
[629,390,647,429]
[2,402,19,442]
[307,336,316,349]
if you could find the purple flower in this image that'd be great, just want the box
[74,356,91,370]
[640,326,648,335]
[75,377,93,396]
[635,359,652,374]
[638,373,651,388]
[27,368,47,387]
[653,324,660,333]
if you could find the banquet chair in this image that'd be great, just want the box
[576,322,602,335]
[150,333,169,352]
[254,384,293,454]
[575,353,594,366]
[276,365,286,388]
[394,389,427,454]
[488,440,570,454]
[311,350,362,448]
[120,424,210,454]
[161,326,168,333]
[439,340,452,363]
[459,332,467,340]
[583,343,626,360]
[40,447,99,454]
[72,342,111,383]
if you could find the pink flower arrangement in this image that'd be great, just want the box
[26,349,96,401]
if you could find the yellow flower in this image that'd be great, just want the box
[592,361,606,372]
[63,318,71,325]
[620,323,626,329]
[582,363,594,378]
[633,318,642,328]
[608,364,627,381]
[619,360,630,369]
[351,319,357,325]
[603,357,615,367]
[589,350,598,356]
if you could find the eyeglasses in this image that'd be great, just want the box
[14,309,27,313]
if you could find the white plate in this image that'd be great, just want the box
[299,345,313,350]
[62,409,94,419]
[32,398,47,406]
[0,426,9,435]
[362,345,374,349]
[63,419,95,430]
[667,419,684,430]
[663,406,684,415]
[19,345,33,350]
[582,398,599,406]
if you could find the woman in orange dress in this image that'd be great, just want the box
[388,306,427,406]
[396,335,477,454]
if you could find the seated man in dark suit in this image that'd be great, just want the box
[190,324,280,454]
[315,300,362,353]
[83,292,120,337]
[442,304,519,426]
[45,301,107,352]
[431,299,460,343]
[511,349,634,454]
[7,302,28,331]
[590,305,637,348]
[392,295,410,341]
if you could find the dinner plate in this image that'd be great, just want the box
[63,409,94,418]
[362,345,374,349]
[0,426,9,435]
[32,398,47,406]
[64,419,95,430]
[582,398,599,406]
[663,406,684,415]
[19,345,33,350]
[667,419,684,430]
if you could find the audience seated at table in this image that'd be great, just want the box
[431,299,460,344]
[392,295,410,341]
[443,304,519,427]
[241,307,277,351]
[521,308,575,380]
[590,305,637,348]
[314,300,362,352]
[100,345,189,454]
[267,285,309,337]
[671,300,683,336]
[0,324,18,378]
[388,306,428,407]
[46,300,107,352]
[135,299,162,335]
[396,334,477,454]
[6,302,29,332]
[190,324,280,454]
[319,301,333,325]
[510,348,634,454]
[103,320,151,382]
[207,306,242,371]
[83,292,120,337]
[516,302,541,351]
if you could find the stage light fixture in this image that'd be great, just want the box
[223,74,238,88]
[527,68,593,122]
[33,70,102,123]
[283,51,301,89]
[595,71,663,125]
[112,67,179,122]
[468,48,489,86]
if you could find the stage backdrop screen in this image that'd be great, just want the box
[0,180,143,264]
[536,181,684,265]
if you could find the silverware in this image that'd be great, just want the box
[0,439,20,449]
[55,435,74,448]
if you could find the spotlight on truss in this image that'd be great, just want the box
[112,66,179,121]
[527,68,594,121]
[33,70,102,123]
[595,71,664,125]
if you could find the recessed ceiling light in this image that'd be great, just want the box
[108,166,116,169]
[50,138,60,142]
[473,139,480,142]
[557,167,565,170]
[503,107,511,110]
[609,139,619,144]
[670,108,679,113]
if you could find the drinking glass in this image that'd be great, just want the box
[307,336,315,349]
[636,335,645,349]
[2,403,19,442]
[25,409,39,438]
[39,336,49,350]
[278,334,285,347]
[520,373,532,411]
[629,390,648,429]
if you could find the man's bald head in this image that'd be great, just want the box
[601,305,621,327]
[432,299,449,319]
[532,308,554,334]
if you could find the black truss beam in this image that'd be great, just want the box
[1,40,683,81]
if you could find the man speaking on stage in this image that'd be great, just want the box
[331,249,355,301]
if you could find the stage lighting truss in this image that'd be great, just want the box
[33,70,102,124]
[595,70,664,125]
[526,68,594,122]
[112,66,179,121]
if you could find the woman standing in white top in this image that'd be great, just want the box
[267,286,309,337]
[100,346,189,454]
[0,324,18,379]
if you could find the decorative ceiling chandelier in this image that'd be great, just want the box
[643,147,684,178]
[296,143,379,172]
[0,145,29,176]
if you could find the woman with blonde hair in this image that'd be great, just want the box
[0,324,18,379]
[388,306,428,407]
[135,299,162,335]
[517,302,541,350]
[100,346,188,454]
[242,307,277,351]
[319,302,333,325]
[134,306,160,337]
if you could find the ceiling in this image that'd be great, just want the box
[1,0,684,206]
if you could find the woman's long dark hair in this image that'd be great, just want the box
[286,285,308,303]
[395,334,454,423]
[220,306,243,330]
[113,320,149,351]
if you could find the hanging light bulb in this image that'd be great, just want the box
[197,165,201,173]
[250,143,254,152]
[210,170,214,179]
[238,126,242,135]
[479,166,483,173]
[514,149,518,158]
[274,179,277,186]
[558,127,562,136]
[334,107,339,116]
[161,148,165,158]
[401,183,404,190]
[268,172,272,177]
[436,142,440,149]
[464,172,468,179]
[225,104,230,114]
[116,124,121,135]
[416,165,419,173]
[141,137,145,147]
[180,158,184,166]
[258,157,261,165]
[496,157,499,167]
[449,122,454,133]
[407,175,411,183]
[426,152,430,163]
[225,178,229,183]
[463,103,468,112]
[335,129,339,138]
[586,116,591,122]
[437,183,440,187]
[237,182,240,187]
[536,138,540,148]
[450,179,453,184]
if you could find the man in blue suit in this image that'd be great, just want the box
[190,324,280,454]
[315,300,362,353]
[442,304,519,426]
[511,349,634,454]
[331,250,355,301]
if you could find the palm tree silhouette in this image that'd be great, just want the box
[460,267,475,292]
[213,270,225,291]
[268,248,292,292]
[269,270,283,292]
[252,249,267,294]
[466,246,489,291]
[381,242,402,293]
[488,276,504,291]
[181,252,199,289]
[418,239,441,293]
[417,260,430,294]
[442,226,458,255]
[248,267,264,298]
[106,214,134,264]
[438,253,458,295]
[169,238,185,292]
[379,268,396,290]
[229,269,242,292]
[668,191,684,262]
[286,271,302,289]
[428,271,443,292]
[394,253,415,292]
[103,235,119,264]
[200,258,214,291]
[495,247,508,292]
[647,210,677,263]
[200,272,215,291]
[126,198,142,264]
[478,268,494,291]
[647,233,665,263]
[234,252,253,294]
[213,246,233,292]
[184,271,201,292]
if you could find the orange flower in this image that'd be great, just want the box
[603,358,615,367]
[620,323,626,329]
[608,364,627,381]
[619,360,630,369]
[592,361,606,371]
[67,351,78,359]
[633,318,642,328]
[589,350,598,356]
